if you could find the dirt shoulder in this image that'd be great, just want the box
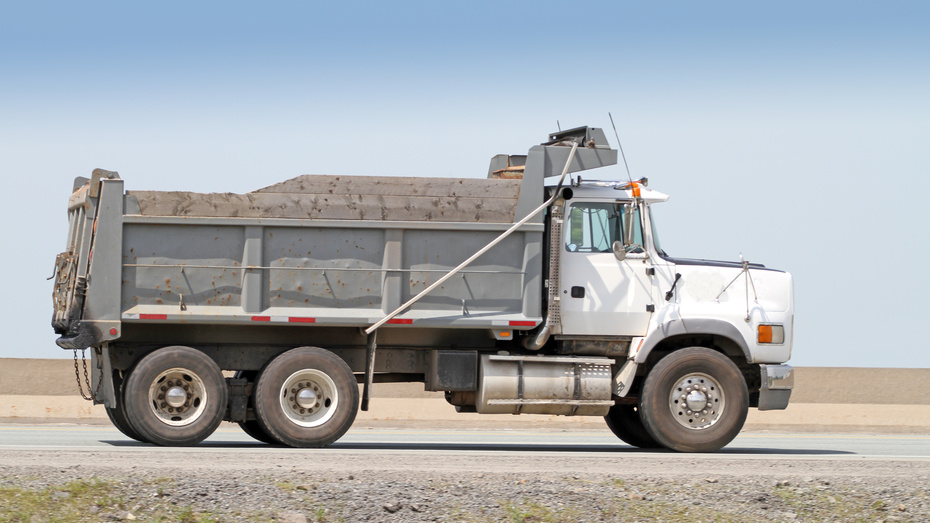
[4,394,930,435]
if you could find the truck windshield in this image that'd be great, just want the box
[565,202,642,253]
[649,207,668,257]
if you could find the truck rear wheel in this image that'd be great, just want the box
[604,404,662,449]
[239,419,280,444]
[638,347,748,452]
[106,370,147,443]
[233,371,280,445]
[253,347,358,448]
[106,403,146,442]
[123,346,227,446]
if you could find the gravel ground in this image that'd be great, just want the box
[3,461,929,522]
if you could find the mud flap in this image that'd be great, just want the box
[612,360,638,397]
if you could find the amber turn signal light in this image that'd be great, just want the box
[758,324,785,344]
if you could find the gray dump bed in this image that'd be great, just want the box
[120,175,542,329]
[52,126,616,351]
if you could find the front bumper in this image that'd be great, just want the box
[757,364,793,410]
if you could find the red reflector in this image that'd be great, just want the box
[109,328,118,336]
[139,314,167,320]
[288,317,316,323]
[387,318,413,325]
[251,316,271,322]
[509,321,536,327]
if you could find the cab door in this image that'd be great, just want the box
[558,200,654,336]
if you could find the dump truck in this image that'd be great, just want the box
[51,126,794,452]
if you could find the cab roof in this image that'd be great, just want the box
[546,178,670,203]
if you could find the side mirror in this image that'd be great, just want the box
[613,241,649,261]
[612,241,627,261]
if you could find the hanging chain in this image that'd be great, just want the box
[72,348,102,401]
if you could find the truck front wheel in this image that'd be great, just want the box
[253,347,358,448]
[123,346,227,446]
[604,404,662,449]
[638,347,748,452]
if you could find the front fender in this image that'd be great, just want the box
[634,318,751,364]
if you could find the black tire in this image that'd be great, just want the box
[253,347,358,448]
[105,371,148,443]
[238,419,280,444]
[233,371,280,445]
[638,347,748,453]
[604,404,662,449]
[123,346,228,447]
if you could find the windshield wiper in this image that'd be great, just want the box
[665,273,682,301]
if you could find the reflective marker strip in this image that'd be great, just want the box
[256,316,317,323]
[128,315,534,327]
[131,314,316,323]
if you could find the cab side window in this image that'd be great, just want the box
[565,202,642,253]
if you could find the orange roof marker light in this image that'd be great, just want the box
[616,177,648,198]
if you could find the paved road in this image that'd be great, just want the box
[2,423,929,464]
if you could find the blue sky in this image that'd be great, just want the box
[2,1,928,366]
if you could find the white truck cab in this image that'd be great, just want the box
[541,175,793,450]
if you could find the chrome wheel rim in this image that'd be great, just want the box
[148,368,208,426]
[279,369,338,428]
[668,372,725,430]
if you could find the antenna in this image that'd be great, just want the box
[556,120,561,132]
[610,113,640,250]
[608,112,633,185]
